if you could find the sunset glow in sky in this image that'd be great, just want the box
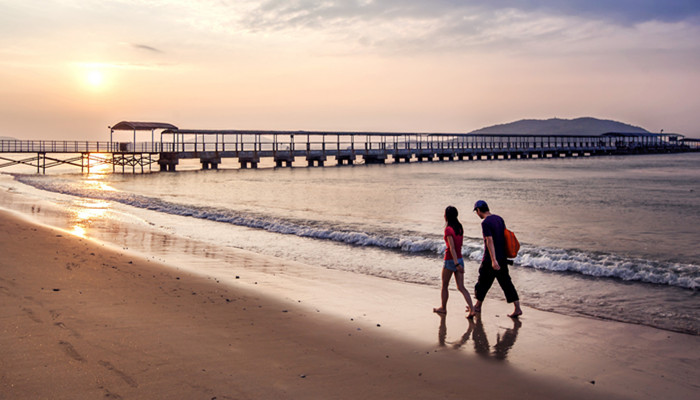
[1,0,699,140]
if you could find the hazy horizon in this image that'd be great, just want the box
[1,1,699,140]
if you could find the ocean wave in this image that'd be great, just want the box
[515,247,699,290]
[15,175,700,290]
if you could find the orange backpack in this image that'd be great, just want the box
[504,228,520,259]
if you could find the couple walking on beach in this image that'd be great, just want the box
[433,200,523,318]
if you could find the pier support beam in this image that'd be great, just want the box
[200,155,221,170]
[306,156,326,167]
[158,153,179,172]
[392,154,411,163]
[240,161,258,169]
[275,154,295,168]
[415,153,433,162]
[336,155,355,166]
[363,154,387,164]
[239,155,260,169]
[200,161,219,170]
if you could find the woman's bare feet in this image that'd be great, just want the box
[470,303,481,314]
[433,307,447,314]
[463,304,476,319]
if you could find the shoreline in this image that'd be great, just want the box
[1,209,699,399]
[5,166,699,337]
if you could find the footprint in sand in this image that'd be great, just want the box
[99,360,139,388]
[22,307,42,323]
[54,321,82,338]
[58,340,85,362]
[99,387,123,399]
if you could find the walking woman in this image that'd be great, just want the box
[433,206,476,317]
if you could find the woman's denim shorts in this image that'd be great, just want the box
[444,258,464,272]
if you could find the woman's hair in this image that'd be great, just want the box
[445,206,463,236]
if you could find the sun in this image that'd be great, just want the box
[75,63,113,91]
[87,70,104,87]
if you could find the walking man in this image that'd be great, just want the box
[473,200,523,318]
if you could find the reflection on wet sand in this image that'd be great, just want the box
[68,199,110,238]
[437,315,521,360]
[15,184,241,268]
[50,173,117,238]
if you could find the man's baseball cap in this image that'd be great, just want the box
[473,200,488,211]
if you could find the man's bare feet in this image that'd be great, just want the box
[508,301,523,318]
[508,309,523,318]
[433,307,447,314]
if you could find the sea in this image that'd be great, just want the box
[1,152,698,335]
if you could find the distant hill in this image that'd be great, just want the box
[0,136,16,141]
[468,117,651,136]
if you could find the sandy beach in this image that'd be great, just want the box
[1,209,698,399]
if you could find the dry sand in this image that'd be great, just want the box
[1,209,698,399]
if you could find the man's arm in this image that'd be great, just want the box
[484,236,501,271]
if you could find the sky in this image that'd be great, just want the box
[1,0,699,140]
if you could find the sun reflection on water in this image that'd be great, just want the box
[85,178,117,191]
[68,173,115,237]
[83,154,117,176]
[69,199,110,238]
[71,225,87,237]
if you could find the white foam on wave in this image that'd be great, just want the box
[515,246,699,289]
[16,175,699,290]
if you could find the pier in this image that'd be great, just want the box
[0,121,697,174]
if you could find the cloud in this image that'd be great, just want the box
[221,0,700,55]
[74,61,171,71]
[132,43,164,53]
[486,0,700,24]
[238,0,700,31]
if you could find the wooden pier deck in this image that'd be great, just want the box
[0,122,697,174]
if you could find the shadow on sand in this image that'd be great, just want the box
[438,314,521,360]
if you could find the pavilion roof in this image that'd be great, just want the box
[111,121,178,131]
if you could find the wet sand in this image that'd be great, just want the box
[1,209,698,399]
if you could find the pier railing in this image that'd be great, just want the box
[1,131,697,173]
[154,131,682,160]
[2,133,691,156]
[0,140,120,153]
[156,131,624,153]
